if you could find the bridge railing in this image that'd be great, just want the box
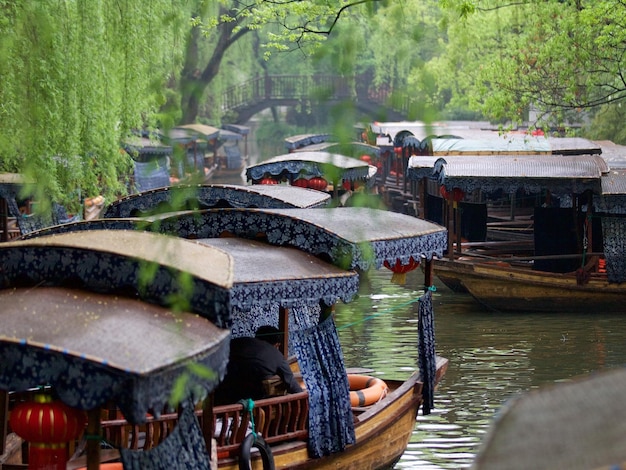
[222,75,355,111]
[221,74,416,120]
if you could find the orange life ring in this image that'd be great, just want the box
[348,374,388,407]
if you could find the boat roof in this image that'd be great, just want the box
[429,137,601,155]
[168,123,220,145]
[102,183,331,218]
[292,141,381,158]
[198,238,358,310]
[284,133,332,150]
[222,123,250,136]
[595,169,626,214]
[152,207,447,270]
[3,230,233,327]
[408,155,608,194]
[0,286,230,423]
[246,151,375,183]
[0,230,234,422]
[0,173,33,185]
[122,136,172,158]
[16,223,357,309]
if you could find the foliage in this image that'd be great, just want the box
[427,0,626,132]
[0,1,186,210]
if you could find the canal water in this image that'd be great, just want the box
[334,268,626,469]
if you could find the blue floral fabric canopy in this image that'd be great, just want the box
[1,230,233,328]
[407,155,606,195]
[246,151,375,183]
[103,183,331,218]
[197,237,359,310]
[0,230,234,423]
[154,207,447,271]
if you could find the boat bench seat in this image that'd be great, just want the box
[213,391,309,458]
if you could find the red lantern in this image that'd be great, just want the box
[394,146,403,156]
[439,186,465,203]
[292,178,309,188]
[360,155,372,163]
[308,177,328,191]
[383,256,421,285]
[342,180,352,191]
[10,394,86,470]
[259,177,279,185]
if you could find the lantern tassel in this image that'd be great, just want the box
[390,272,408,285]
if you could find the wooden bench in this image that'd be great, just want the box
[98,391,309,460]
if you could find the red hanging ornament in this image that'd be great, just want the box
[439,186,465,203]
[308,177,328,191]
[292,178,309,188]
[394,146,403,156]
[383,256,421,285]
[259,177,279,185]
[10,393,86,470]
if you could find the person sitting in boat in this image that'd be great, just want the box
[214,325,303,404]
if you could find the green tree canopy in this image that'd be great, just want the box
[0,1,186,208]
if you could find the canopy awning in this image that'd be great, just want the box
[102,183,331,218]
[153,207,447,270]
[0,287,230,423]
[408,154,607,195]
[246,151,375,183]
[2,230,233,327]
[170,124,220,144]
[0,229,235,423]
[198,238,358,310]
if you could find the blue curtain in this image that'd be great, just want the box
[418,289,436,415]
[120,403,210,469]
[291,315,355,458]
[602,216,626,283]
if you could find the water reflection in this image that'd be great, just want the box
[334,268,626,469]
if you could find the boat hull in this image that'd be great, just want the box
[436,259,626,313]
[219,358,448,470]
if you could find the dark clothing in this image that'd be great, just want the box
[214,337,302,404]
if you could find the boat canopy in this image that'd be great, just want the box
[408,154,607,195]
[291,141,381,159]
[198,237,358,311]
[103,183,331,218]
[21,207,447,272]
[284,133,331,151]
[431,136,602,155]
[246,151,376,184]
[0,230,234,423]
[171,123,220,144]
[152,207,447,270]
[2,230,233,327]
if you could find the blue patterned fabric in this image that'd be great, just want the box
[418,289,436,415]
[291,316,355,458]
[134,157,170,192]
[0,339,228,424]
[246,152,370,183]
[601,216,626,283]
[154,208,447,271]
[120,403,211,469]
[102,185,330,218]
[0,242,231,329]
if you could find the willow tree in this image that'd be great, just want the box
[0,1,187,208]
[425,0,626,130]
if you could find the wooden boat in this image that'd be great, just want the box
[212,125,250,179]
[406,154,626,312]
[0,230,234,469]
[102,183,331,218]
[16,207,450,469]
[472,367,626,469]
[245,151,378,201]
